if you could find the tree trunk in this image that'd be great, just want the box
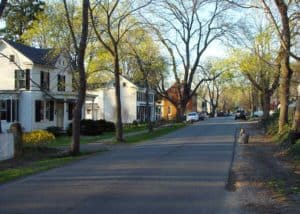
[211,104,217,117]
[0,0,7,18]
[70,0,89,156]
[292,85,300,132]
[176,103,185,122]
[274,0,293,134]
[278,57,292,133]
[145,80,153,132]
[262,91,271,120]
[114,53,124,142]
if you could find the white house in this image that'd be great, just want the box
[85,74,156,123]
[0,39,95,132]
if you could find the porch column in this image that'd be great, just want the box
[63,99,68,130]
[92,99,95,120]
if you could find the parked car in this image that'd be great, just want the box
[186,112,199,122]
[235,110,246,120]
[198,112,205,120]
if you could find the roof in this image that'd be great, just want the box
[3,40,58,66]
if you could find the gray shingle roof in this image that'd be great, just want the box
[4,40,57,66]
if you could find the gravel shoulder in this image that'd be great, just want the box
[231,122,300,214]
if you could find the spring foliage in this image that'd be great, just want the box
[23,130,55,145]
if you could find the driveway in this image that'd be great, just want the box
[0,117,243,214]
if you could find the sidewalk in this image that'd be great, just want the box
[232,122,300,213]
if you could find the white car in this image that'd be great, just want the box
[186,112,199,122]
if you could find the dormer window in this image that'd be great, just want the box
[15,69,30,90]
[9,55,15,62]
[123,82,126,87]
[57,74,66,91]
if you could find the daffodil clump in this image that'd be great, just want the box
[23,130,55,145]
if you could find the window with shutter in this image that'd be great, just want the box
[35,100,42,122]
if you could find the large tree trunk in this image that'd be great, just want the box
[274,0,293,134]
[176,103,186,122]
[278,57,292,133]
[114,52,124,142]
[0,0,7,18]
[292,85,300,132]
[70,0,89,155]
[262,91,271,120]
[145,80,153,132]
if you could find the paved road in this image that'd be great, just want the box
[0,117,243,214]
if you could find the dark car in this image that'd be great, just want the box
[235,110,246,120]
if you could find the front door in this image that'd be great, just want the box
[56,102,64,128]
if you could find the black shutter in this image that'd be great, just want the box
[46,72,50,90]
[25,69,30,90]
[40,71,44,89]
[35,100,41,122]
[15,70,18,89]
[49,101,54,121]
[6,100,11,122]
[12,100,16,122]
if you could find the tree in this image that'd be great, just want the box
[228,28,280,120]
[89,0,152,142]
[1,0,45,41]
[145,0,231,121]
[0,0,7,17]
[63,0,89,155]
[125,27,166,132]
[260,0,300,133]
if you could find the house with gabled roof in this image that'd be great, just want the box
[84,72,156,123]
[0,39,95,132]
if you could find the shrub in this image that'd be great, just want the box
[80,119,103,136]
[68,120,104,136]
[23,130,55,145]
[46,126,63,137]
[132,120,138,127]
[98,119,116,132]
[289,139,300,159]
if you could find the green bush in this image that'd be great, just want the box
[67,119,115,136]
[289,139,300,159]
[80,119,103,136]
[23,130,55,145]
[46,126,63,137]
[98,119,116,132]
[132,120,138,127]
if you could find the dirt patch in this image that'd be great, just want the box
[232,123,300,213]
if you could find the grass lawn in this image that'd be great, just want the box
[50,124,149,147]
[0,156,79,184]
[123,123,185,144]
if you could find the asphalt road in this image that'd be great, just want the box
[0,117,243,214]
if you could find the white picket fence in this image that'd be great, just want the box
[0,133,14,161]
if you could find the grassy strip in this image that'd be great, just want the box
[0,154,88,184]
[50,125,149,147]
[123,123,185,144]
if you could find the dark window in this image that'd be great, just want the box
[35,100,44,122]
[49,101,54,121]
[45,101,54,121]
[68,102,75,120]
[9,55,15,62]
[6,100,11,122]
[40,71,50,91]
[12,100,19,121]
[57,75,66,91]
[0,100,6,120]
[15,70,26,89]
